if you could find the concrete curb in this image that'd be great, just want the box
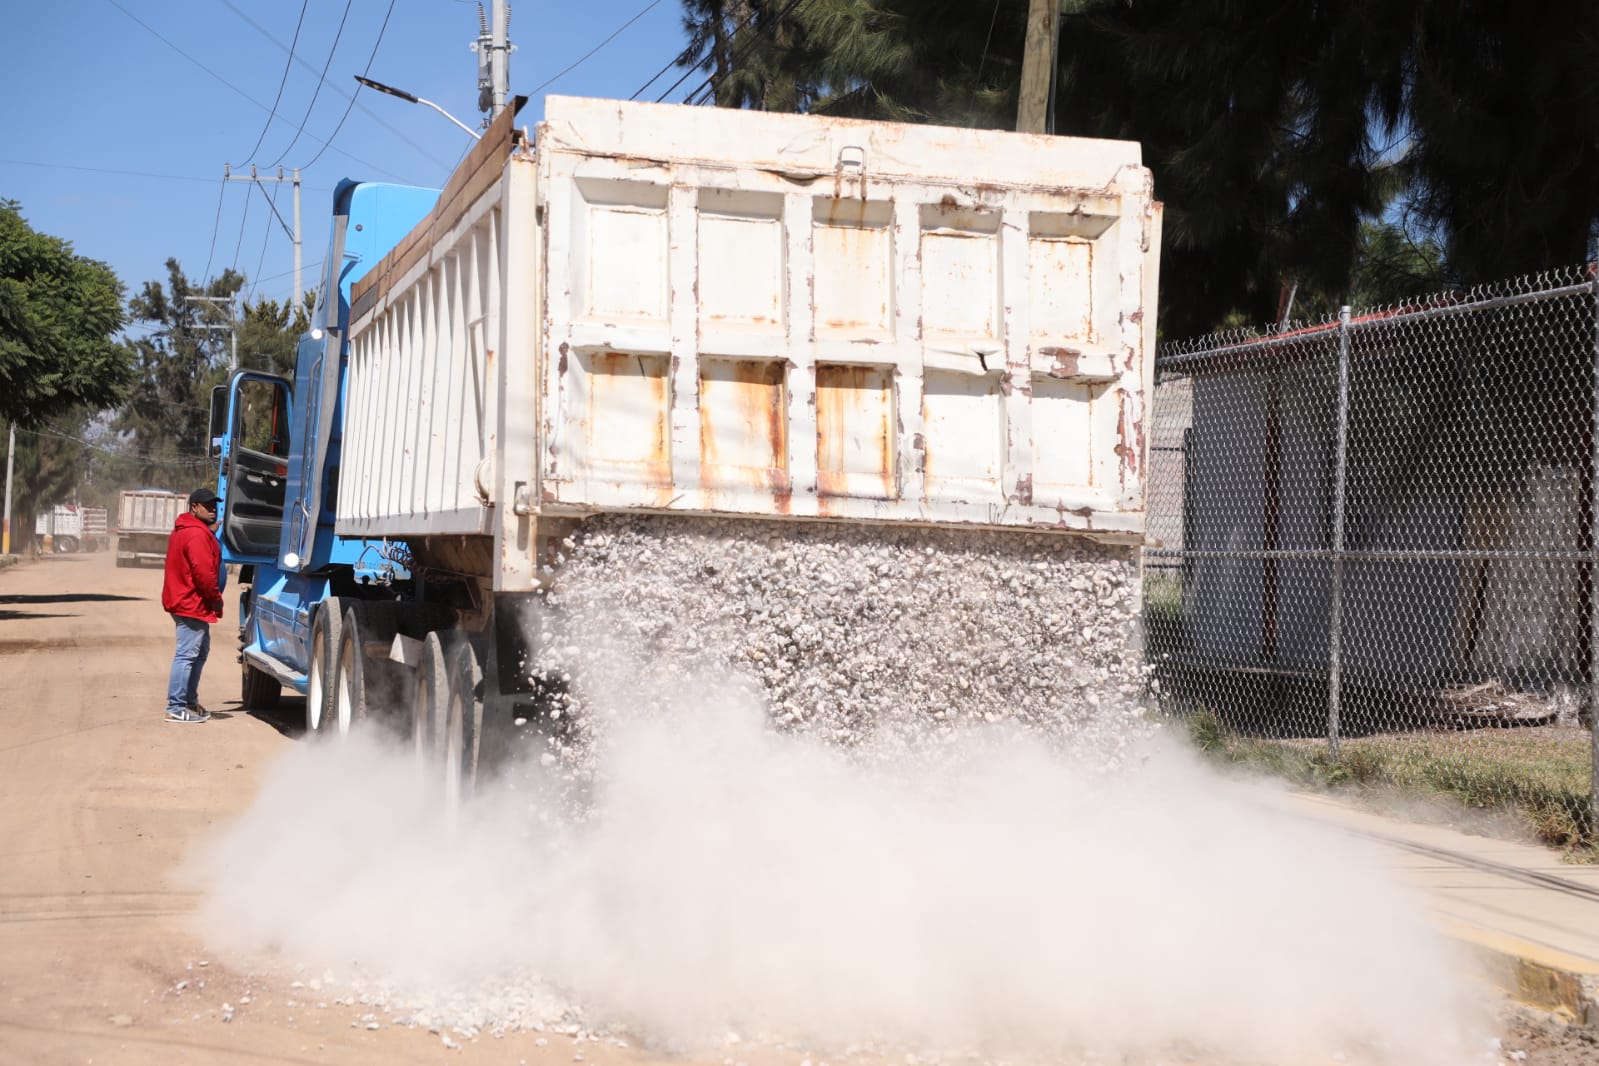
[1451,925,1599,1025]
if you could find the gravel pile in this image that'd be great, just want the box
[523,514,1156,766]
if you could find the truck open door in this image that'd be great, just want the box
[210,371,293,565]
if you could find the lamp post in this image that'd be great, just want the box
[354,76,481,141]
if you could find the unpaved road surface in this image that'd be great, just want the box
[0,550,630,1065]
[0,550,1591,1066]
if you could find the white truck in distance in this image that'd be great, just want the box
[212,96,1162,799]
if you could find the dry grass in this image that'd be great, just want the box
[1185,712,1598,858]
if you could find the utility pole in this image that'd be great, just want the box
[224,165,303,305]
[1017,0,1060,134]
[186,295,239,372]
[3,422,13,556]
[472,0,513,123]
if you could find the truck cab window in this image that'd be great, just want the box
[224,378,291,557]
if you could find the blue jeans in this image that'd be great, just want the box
[167,615,212,714]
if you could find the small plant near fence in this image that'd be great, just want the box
[1144,265,1599,858]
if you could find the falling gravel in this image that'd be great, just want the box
[520,515,1155,767]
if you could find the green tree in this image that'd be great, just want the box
[115,261,242,488]
[674,0,1599,333]
[0,200,133,426]
[1401,0,1599,282]
[238,293,309,378]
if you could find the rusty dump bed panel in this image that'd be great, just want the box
[344,96,1161,561]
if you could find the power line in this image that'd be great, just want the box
[270,0,355,167]
[239,0,311,165]
[218,0,451,172]
[248,184,281,301]
[630,48,688,101]
[102,0,416,183]
[301,0,399,171]
[23,425,214,471]
[201,178,228,286]
[532,0,664,96]
[0,158,215,184]
[679,0,815,107]
[230,186,254,278]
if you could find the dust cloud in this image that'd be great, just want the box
[190,653,1490,1065]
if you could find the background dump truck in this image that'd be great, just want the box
[211,96,1162,795]
[32,504,107,553]
[115,491,185,567]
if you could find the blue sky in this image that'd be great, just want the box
[1,0,694,313]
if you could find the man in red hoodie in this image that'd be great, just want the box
[162,488,225,723]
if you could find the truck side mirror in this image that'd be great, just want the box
[208,385,228,460]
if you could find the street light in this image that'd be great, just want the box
[354,76,481,141]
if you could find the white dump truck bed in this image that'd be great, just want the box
[346,96,1161,587]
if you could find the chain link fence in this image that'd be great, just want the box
[1144,265,1599,848]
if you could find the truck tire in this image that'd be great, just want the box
[241,660,281,710]
[333,606,379,734]
[305,598,344,736]
[442,639,483,821]
[411,631,454,768]
[55,536,79,554]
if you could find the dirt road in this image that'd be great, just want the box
[2,550,1591,1066]
[0,550,627,1065]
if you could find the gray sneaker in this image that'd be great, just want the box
[165,708,209,723]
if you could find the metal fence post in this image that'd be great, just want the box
[1328,305,1353,761]
[1591,276,1599,829]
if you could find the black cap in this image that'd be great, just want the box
[189,487,220,507]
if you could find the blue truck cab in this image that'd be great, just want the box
[208,180,439,711]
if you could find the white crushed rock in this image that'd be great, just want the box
[519,515,1156,769]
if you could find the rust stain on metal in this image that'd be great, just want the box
[1039,345,1087,378]
[1115,389,1144,480]
[558,342,570,375]
[700,360,788,492]
[1013,474,1034,506]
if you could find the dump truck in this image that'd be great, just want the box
[115,490,186,567]
[209,95,1162,798]
[33,504,107,553]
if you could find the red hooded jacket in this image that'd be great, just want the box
[162,512,223,623]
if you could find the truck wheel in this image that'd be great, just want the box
[305,598,344,736]
[241,661,281,710]
[55,536,79,554]
[441,639,483,822]
[333,606,377,735]
[411,631,454,769]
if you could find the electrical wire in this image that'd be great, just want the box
[229,185,254,278]
[269,0,355,167]
[22,425,214,471]
[201,178,228,288]
[530,0,664,96]
[238,0,311,164]
[0,158,215,183]
[105,0,416,182]
[218,0,451,172]
[678,0,815,107]
[300,0,399,171]
[247,184,281,301]
[974,0,1004,90]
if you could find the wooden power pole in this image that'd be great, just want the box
[1016,0,1059,134]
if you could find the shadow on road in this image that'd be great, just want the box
[0,593,145,604]
[243,697,307,740]
[0,594,144,622]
